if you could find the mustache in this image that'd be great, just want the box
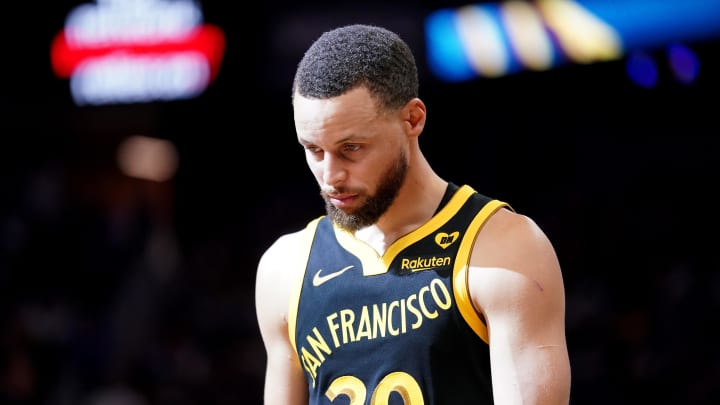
[321,186,353,197]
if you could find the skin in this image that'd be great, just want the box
[255,86,571,404]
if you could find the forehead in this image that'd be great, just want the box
[294,87,385,142]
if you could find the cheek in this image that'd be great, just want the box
[306,158,324,181]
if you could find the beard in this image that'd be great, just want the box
[323,151,408,232]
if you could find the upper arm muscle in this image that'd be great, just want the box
[255,234,309,405]
[469,209,571,404]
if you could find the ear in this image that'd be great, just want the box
[403,98,426,137]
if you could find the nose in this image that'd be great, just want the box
[322,153,347,187]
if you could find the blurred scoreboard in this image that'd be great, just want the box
[425,0,720,81]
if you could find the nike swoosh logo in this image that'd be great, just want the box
[312,265,355,287]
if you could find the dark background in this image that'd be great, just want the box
[2,1,719,404]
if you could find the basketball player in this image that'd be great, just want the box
[255,24,571,404]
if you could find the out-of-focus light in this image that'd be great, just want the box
[51,0,225,106]
[626,52,658,89]
[426,0,621,81]
[425,0,720,82]
[455,5,508,78]
[116,135,179,182]
[425,9,477,82]
[536,0,621,64]
[501,0,555,72]
[667,43,700,85]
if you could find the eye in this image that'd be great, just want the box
[305,145,322,154]
[343,144,360,152]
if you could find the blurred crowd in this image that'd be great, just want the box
[0,160,265,404]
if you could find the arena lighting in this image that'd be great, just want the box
[116,135,179,182]
[50,0,225,105]
[425,0,720,82]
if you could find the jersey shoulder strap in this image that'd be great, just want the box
[287,215,325,353]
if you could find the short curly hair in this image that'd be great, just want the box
[292,24,419,111]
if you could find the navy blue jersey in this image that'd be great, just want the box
[288,184,511,405]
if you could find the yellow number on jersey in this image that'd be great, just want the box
[326,371,424,405]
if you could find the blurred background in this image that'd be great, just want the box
[2,0,719,404]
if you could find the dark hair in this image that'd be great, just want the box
[292,24,419,111]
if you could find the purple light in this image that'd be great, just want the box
[667,43,700,85]
[626,52,658,89]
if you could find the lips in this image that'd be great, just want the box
[50,24,225,80]
[329,194,358,208]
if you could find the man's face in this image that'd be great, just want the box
[294,87,408,231]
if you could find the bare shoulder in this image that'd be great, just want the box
[474,207,559,272]
[469,207,565,315]
[257,230,307,282]
[255,227,311,334]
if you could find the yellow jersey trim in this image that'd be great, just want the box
[288,216,323,354]
[333,184,478,276]
[452,199,510,344]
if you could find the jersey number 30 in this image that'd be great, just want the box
[326,371,424,405]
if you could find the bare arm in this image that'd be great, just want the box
[470,209,571,404]
[255,233,309,405]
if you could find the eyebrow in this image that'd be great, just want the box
[298,133,368,147]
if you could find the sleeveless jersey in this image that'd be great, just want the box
[288,184,511,405]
